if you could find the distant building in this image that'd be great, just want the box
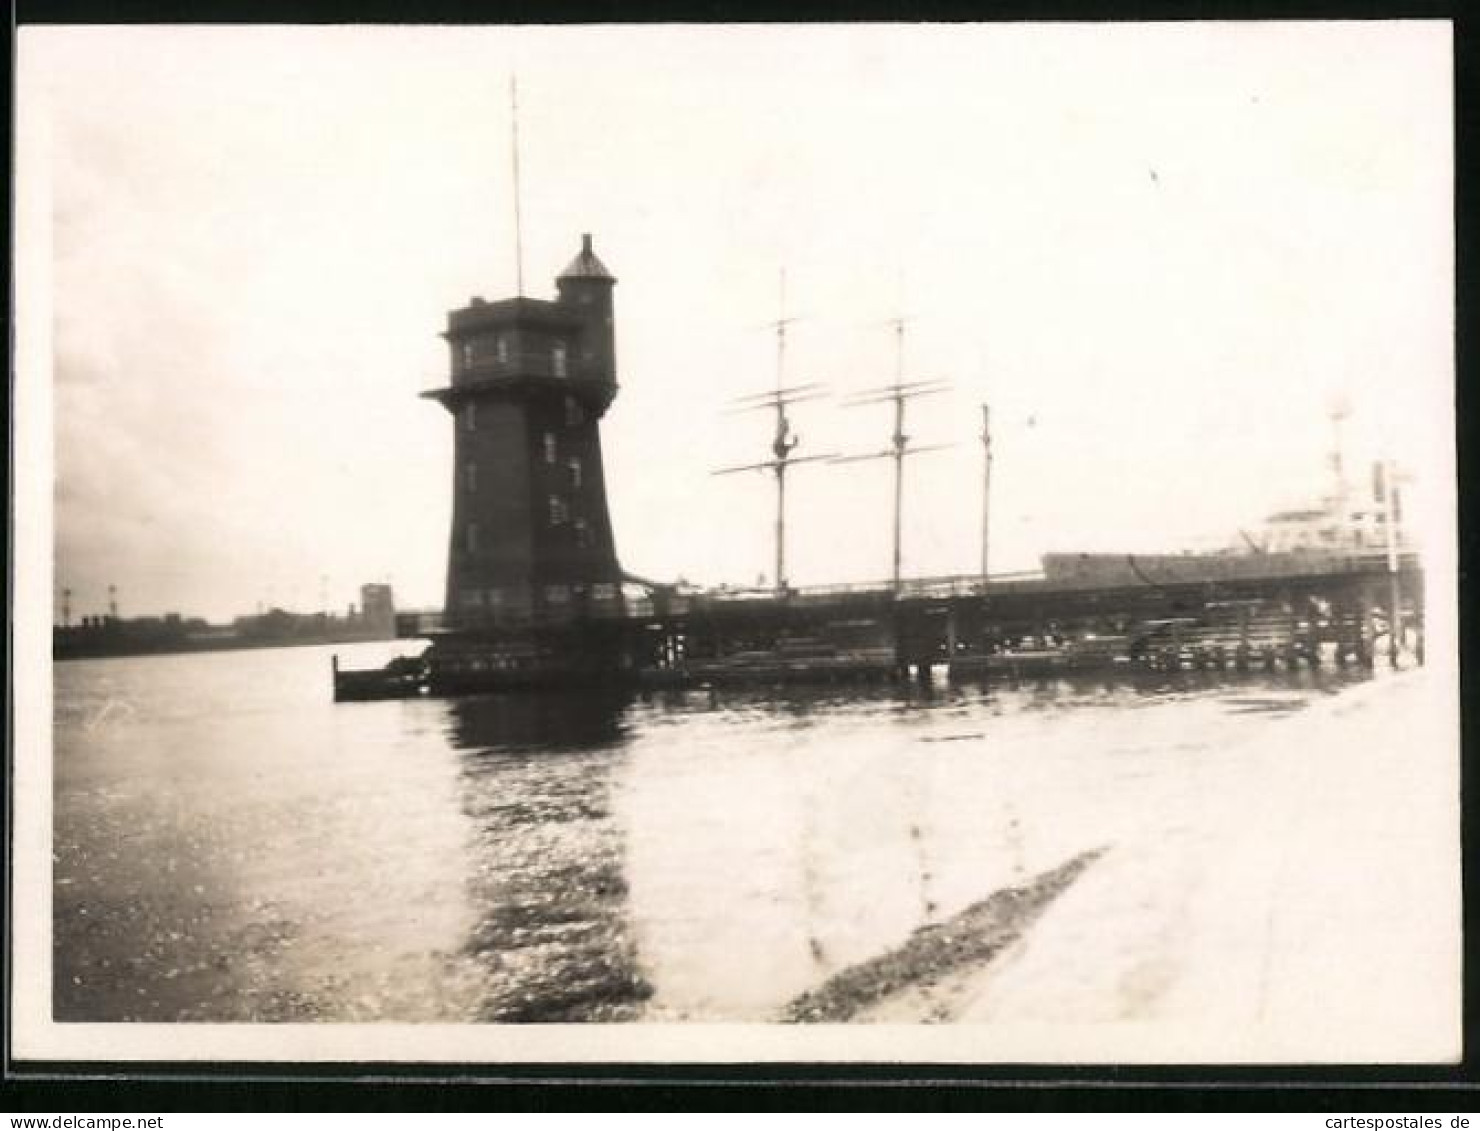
[359,583,396,637]
[56,583,398,660]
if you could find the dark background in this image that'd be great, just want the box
[5,0,1477,1111]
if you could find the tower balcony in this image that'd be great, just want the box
[454,352,596,383]
[421,368,617,413]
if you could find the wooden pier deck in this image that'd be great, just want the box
[339,549,1422,699]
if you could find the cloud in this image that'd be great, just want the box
[28,23,1453,618]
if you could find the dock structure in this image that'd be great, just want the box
[619,548,1423,684]
[338,548,1422,699]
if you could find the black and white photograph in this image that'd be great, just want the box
[11,20,1461,1065]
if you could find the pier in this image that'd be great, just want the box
[619,549,1421,681]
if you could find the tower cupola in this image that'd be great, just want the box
[557,233,615,282]
[555,233,618,386]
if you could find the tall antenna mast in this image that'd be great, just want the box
[833,304,954,593]
[713,272,835,594]
[510,74,526,298]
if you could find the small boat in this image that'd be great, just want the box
[331,654,428,701]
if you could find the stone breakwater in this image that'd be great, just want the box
[781,848,1106,1023]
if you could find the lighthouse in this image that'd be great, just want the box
[422,234,623,630]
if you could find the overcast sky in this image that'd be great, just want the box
[20,22,1453,621]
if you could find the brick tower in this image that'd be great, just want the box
[424,235,623,630]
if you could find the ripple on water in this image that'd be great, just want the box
[52,645,1375,1022]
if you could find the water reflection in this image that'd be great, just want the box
[614,665,1377,1021]
[446,689,632,753]
[51,647,1379,1024]
[444,690,650,1021]
[954,663,1370,712]
[53,644,481,1023]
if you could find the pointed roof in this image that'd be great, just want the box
[557,233,615,282]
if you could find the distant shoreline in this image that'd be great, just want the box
[53,633,401,663]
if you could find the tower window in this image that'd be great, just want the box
[459,342,474,370]
[465,522,480,552]
[543,432,557,464]
[548,495,569,525]
[466,461,478,493]
[574,517,590,548]
[564,396,584,427]
[465,402,478,432]
[551,341,568,378]
[568,457,583,489]
[495,334,510,364]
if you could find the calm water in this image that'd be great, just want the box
[53,641,1372,1023]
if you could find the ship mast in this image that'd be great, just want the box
[980,403,992,580]
[1377,457,1412,665]
[833,308,953,593]
[712,271,835,594]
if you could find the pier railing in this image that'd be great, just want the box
[392,551,1420,635]
[663,552,1416,608]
